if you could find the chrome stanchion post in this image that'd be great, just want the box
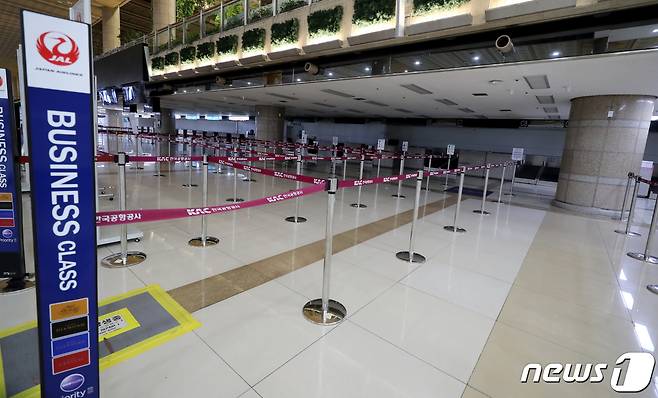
[244,142,256,182]
[189,155,219,247]
[506,161,517,196]
[615,176,641,237]
[102,153,147,268]
[376,150,382,178]
[342,157,347,180]
[498,164,506,203]
[619,172,634,220]
[396,171,426,263]
[444,154,452,191]
[227,145,244,202]
[425,155,432,191]
[351,154,367,208]
[286,154,307,223]
[444,167,467,233]
[393,152,406,198]
[628,190,658,264]
[154,138,165,177]
[473,165,491,215]
[332,145,337,176]
[303,178,347,325]
[182,141,197,187]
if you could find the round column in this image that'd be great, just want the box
[554,95,656,215]
[255,105,285,143]
[102,7,121,52]
[153,0,176,31]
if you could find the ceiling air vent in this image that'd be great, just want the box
[523,75,550,90]
[436,98,458,106]
[313,102,337,108]
[536,95,556,104]
[472,93,489,97]
[394,108,413,113]
[267,93,298,100]
[365,100,388,107]
[543,106,559,113]
[400,84,433,95]
[321,89,355,98]
[459,107,475,113]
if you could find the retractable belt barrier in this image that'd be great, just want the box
[97,184,325,227]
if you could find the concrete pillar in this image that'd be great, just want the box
[554,95,657,215]
[102,7,121,52]
[160,108,176,135]
[255,105,285,143]
[153,0,176,31]
[106,109,123,127]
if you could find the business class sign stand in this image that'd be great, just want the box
[21,10,99,398]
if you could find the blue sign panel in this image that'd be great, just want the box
[21,10,99,398]
[0,68,25,277]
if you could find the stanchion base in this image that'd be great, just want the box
[302,299,347,325]
[285,216,307,223]
[130,166,145,170]
[242,178,257,182]
[444,226,467,233]
[614,229,641,237]
[0,277,35,294]
[188,236,220,247]
[627,252,658,264]
[647,285,658,295]
[182,184,199,188]
[350,203,367,208]
[226,198,244,202]
[504,193,515,197]
[101,252,147,268]
[392,194,406,198]
[473,210,491,215]
[153,174,166,177]
[395,251,426,263]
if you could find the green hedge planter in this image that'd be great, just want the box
[249,5,273,23]
[164,52,179,67]
[151,56,165,70]
[185,31,200,44]
[279,0,307,13]
[217,35,239,56]
[307,6,343,38]
[196,42,215,60]
[271,18,299,46]
[180,46,196,63]
[413,0,469,15]
[242,28,266,52]
[353,0,396,26]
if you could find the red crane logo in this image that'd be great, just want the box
[36,31,80,66]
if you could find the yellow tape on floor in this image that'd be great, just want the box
[0,285,201,398]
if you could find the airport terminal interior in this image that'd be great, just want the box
[2,0,658,397]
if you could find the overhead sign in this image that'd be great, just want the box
[512,147,525,161]
[69,0,91,23]
[21,10,99,398]
[447,144,455,156]
[377,139,385,151]
[402,141,409,152]
[332,136,338,146]
[0,69,26,278]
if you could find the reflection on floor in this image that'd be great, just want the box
[2,137,657,398]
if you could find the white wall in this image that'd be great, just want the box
[175,118,256,133]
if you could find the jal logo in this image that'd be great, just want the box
[60,373,85,392]
[36,31,80,66]
[2,229,12,239]
[521,352,655,393]
[0,76,3,87]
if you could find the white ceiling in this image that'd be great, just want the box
[159,49,658,120]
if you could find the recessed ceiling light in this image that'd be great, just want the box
[472,55,480,61]
[653,28,658,33]
[489,80,503,85]
[327,72,333,76]
[404,69,409,73]
[365,67,371,72]
[414,60,421,66]
[247,82,252,85]
[551,51,561,57]
[182,89,187,93]
[296,78,301,82]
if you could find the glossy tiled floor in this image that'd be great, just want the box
[2,136,658,397]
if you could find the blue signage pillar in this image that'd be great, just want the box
[0,69,26,283]
[21,10,100,398]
